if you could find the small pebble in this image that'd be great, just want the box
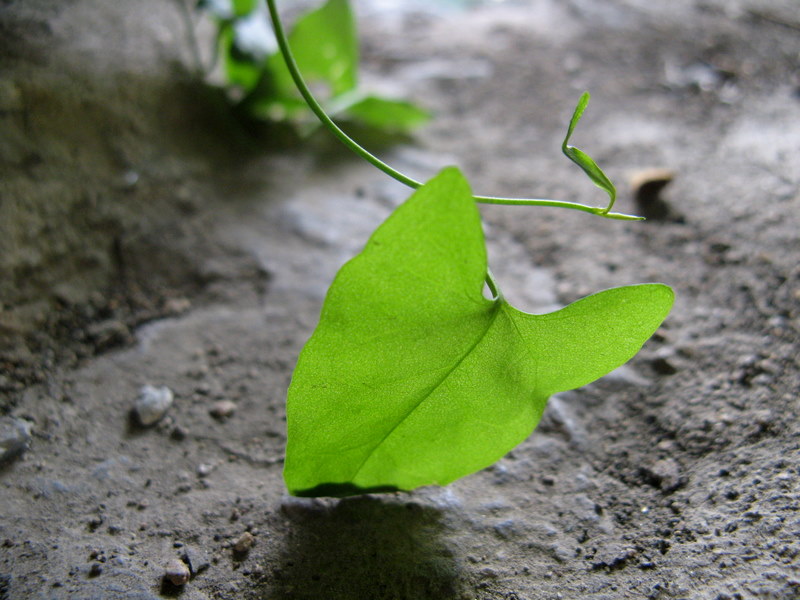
[164,558,190,586]
[210,400,236,419]
[170,425,188,441]
[0,417,32,465]
[493,519,520,540]
[197,463,213,478]
[122,170,139,188]
[135,385,173,426]
[86,319,131,350]
[642,458,683,493]
[182,546,211,576]
[233,532,255,554]
[651,356,678,376]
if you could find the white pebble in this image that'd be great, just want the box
[210,400,236,419]
[135,385,174,426]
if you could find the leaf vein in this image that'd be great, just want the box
[349,301,502,482]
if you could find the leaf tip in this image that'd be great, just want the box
[639,282,676,319]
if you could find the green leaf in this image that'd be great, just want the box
[340,94,431,133]
[219,26,263,91]
[562,92,617,213]
[232,0,259,17]
[265,0,358,100]
[284,168,673,497]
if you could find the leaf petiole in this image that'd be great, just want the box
[264,0,641,221]
[485,268,502,301]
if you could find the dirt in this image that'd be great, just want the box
[1,0,799,598]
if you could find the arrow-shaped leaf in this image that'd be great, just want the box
[284,167,673,497]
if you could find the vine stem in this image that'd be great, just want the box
[485,269,503,301]
[264,0,642,221]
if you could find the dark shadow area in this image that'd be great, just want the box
[291,481,401,498]
[263,496,464,600]
[159,578,186,598]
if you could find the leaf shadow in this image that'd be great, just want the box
[264,495,464,600]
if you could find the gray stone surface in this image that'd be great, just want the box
[1,1,798,599]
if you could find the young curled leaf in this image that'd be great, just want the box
[562,92,617,213]
[284,168,673,497]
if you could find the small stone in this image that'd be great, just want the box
[134,385,174,426]
[170,425,188,441]
[164,558,190,586]
[0,417,32,465]
[197,463,213,478]
[651,356,678,376]
[493,519,521,540]
[642,458,683,493]
[86,319,131,351]
[233,532,255,554]
[122,170,139,189]
[209,400,236,419]
[591,546,637,571]
[182,546,211,576]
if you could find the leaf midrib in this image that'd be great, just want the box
[349,300,502,483]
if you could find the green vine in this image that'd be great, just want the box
[267,0,672,498]
[265,0,640,220]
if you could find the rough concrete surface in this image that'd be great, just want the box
[1,0,798,598]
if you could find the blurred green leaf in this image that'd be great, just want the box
[265,0,358,100]
[339,95,431,133]
[219,26,263,90]
[202,0,427,136]
[232,0,259,17]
